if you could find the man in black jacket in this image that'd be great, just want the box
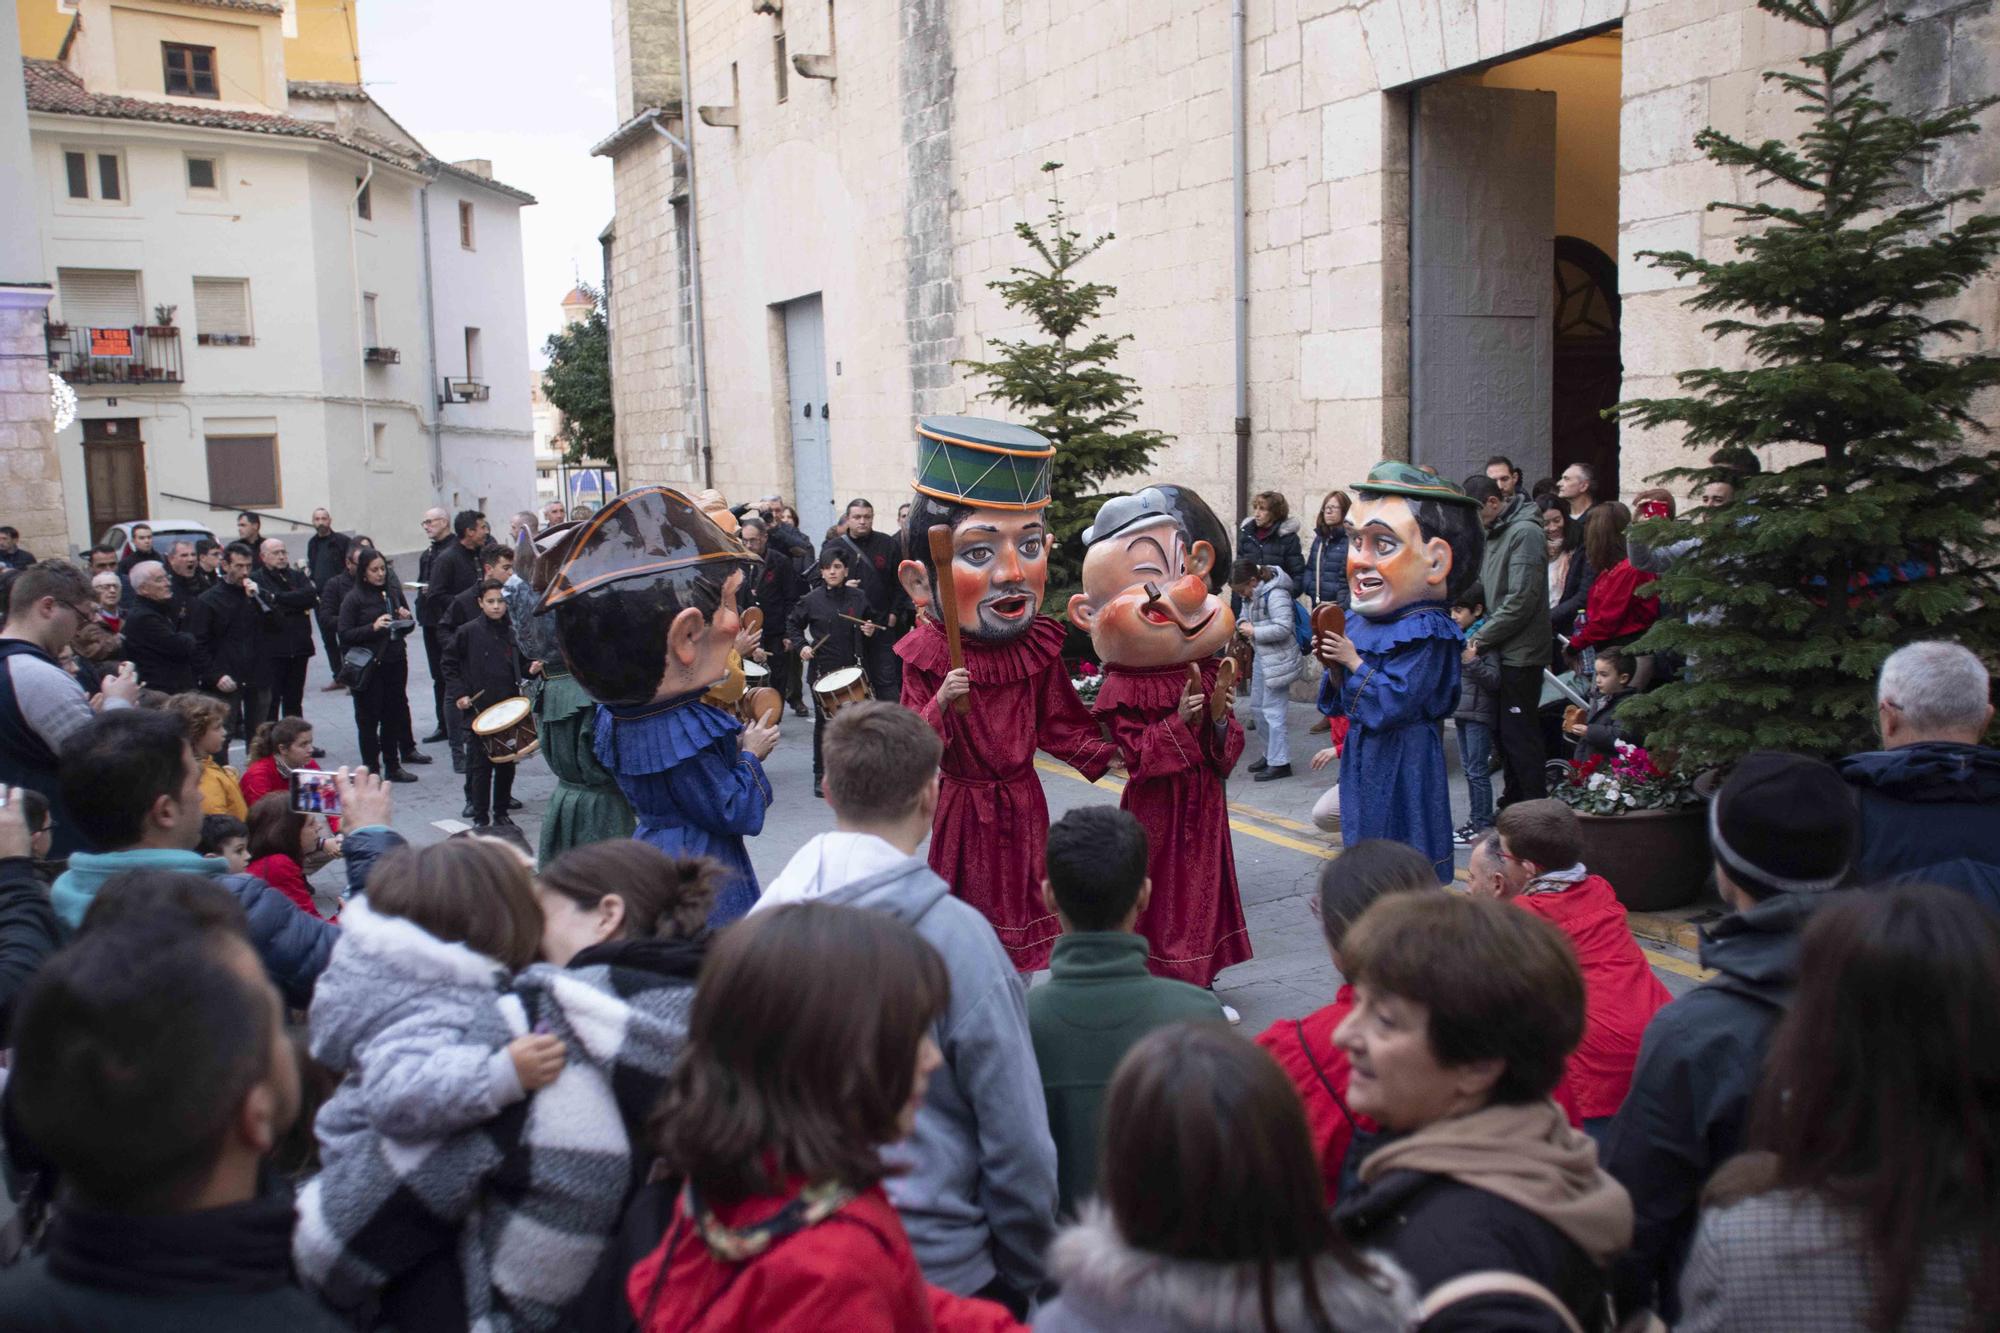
[1603,752,1856,1321]
[114,523,156,580]
[439,546,515,639]
[0,527,36,572]
[122,561,199,693]
[423,511,490,774]
[414,507,453,744]
[164,540,202,626]
[0,914,345,1332]
[741,519,807,718]
[442,580,526,829]
[253,539,318,722]
[189,543,269,762]
[832,498,909,702]
[305,508,351,677]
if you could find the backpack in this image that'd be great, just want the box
[1292,598,1313,652]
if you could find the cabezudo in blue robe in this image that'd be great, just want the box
[1334,600,1463,882]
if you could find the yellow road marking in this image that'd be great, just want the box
[1032,757,1714,981]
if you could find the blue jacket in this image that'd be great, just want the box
[1836,742,2000,886]
[1303,529,1350,607]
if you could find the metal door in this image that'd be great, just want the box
[781,295,833,537]
[81,419,146,541]
[1409,83,1556,490]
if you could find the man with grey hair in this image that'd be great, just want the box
[1837,640,1998,888]
[122,560,198,694]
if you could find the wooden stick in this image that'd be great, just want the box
[838,613,880,629]
[927,525,970,714]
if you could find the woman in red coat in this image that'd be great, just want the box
[626,903,1021,1333]
[244,792,331,921]
[1568,506,1659,654]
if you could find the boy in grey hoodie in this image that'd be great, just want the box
[753,701,1058,1316]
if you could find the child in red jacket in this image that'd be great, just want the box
[627,903,1019,1333]
[245,792,333,921]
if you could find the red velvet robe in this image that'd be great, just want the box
[898,616,1115,971]
[1093,659,1252,986]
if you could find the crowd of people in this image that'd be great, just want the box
[0,474,1989,1333]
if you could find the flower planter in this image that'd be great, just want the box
[1573,803,1710,912]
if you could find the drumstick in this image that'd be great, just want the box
[838,613,880,629]
[926,525,969,715]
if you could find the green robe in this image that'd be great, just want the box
[534,669,636,864]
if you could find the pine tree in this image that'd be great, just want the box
[1614,0,2000,770]
[541,285,616,466]
[958,163,1170,590]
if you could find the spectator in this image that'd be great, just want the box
[415,508,454,742]
[754,702,1059,1315]
[254,538,318,722]
[0,526,35,572]
[1558,462,1599,521]
[1569,507,1659,658]
[85,543,119,576]
[1303,489,1352,609]
[123,559,198,693]
[316,541,361,667]
[0,562,139,857]
[623,903,1017,1332]
[831,499,909,704]
[1332,893,1632,1330]
[199,812,250,872]
[1483,804,1672,1138]
[1231,560,1301,782]
[1035,1024,1417,1333]
[442,579,526,828]
[424,510,490,773]
[742,518,808,720]
[1565,651,1641,761]
[440,546,516,638]
[113,522,155,578]
[190,542,270,759]
[1236,490,1306,592]
[1465,476,1550,806]
[194,537,222,588]
[245,792,326,920]
[51,708,353,1007]
[166,691,249,820]
[86,570,123,630]
[338,549,419,783]
[1485,455,1522,500]
[239,717,323,810]
[1630,448,1761,576]
[305,508,350,673]
[1676,886,2000,1331]
[164,539,202,621]
[1836,640,1998,895]
[1028,807,1225,1215]
[1544,501,1592,648]
[236,511,264,548]
[0,786,62,1036]
[1255,840,1442,1205]
[509,510,538,544]
[1449,582,1500,846]
[72,572,125,671]
[1604,752,1857,1320]
[0,915,344,1331]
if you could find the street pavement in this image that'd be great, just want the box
[294,634,1701,1036]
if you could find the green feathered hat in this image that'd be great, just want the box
[1352,460,1479,507]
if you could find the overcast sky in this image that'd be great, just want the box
[356,0,616,369]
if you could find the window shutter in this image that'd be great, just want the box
[205,436,279,508]
[194,278,251,337]
[57,269,142,328]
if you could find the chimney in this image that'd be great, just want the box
[450,158,494,180]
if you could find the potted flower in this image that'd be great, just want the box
[1069,660,1101,706]
[144,304,178,335]
[1554,741,1710,911]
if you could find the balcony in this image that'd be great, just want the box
[47,323,183,387]
[197,332,254,347]
[364,345,401,365]
[443,377,489,403]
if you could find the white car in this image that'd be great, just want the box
[97,519,219,562]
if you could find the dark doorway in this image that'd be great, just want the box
[1552,236,1622,497]
[82,418,146,542]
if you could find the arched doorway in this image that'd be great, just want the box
[1551,235,1621,497]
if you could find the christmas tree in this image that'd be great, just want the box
[1616,0,2000,769]
[959,163,1170,591]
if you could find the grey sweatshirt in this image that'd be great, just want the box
[795,847,1060,1300]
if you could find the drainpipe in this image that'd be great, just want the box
[1230,0,1250,521]
[418,181,446,493]
[349,164,375,472]
[654,4,714,488]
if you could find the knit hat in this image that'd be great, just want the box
[1707,751,1856,895]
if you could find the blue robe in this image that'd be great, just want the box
[1336,601,1463,882]
[595,691,772,923]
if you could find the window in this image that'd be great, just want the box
[162,43,218,99]
[186,155,219,192]
[370,421,388,465]
[362,292,379,346]
[64,151,88,199]
[774,31,788,103]
[458,199,475,250]
[193,278,251,344]
[355,177,372,220]
[205,435,279,508]
[64,149,125,203]
[464,326,483,380]
[97,153,121,200]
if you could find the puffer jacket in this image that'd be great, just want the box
[1454,626,1501,726]
[1304,528,1350,607]
[1246,570,1303,692]
[1238,516,1305,586]
[1837,741,2000,884]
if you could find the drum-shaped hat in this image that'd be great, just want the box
[536,485,749,611]
[912,416,1055,511]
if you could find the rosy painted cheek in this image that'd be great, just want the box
[950,563,989,617]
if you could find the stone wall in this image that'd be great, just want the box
[0,293,72,559]
[606,126,702,488]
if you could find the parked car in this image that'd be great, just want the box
[98,519,218,561]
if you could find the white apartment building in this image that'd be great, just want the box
[18,0,535,551]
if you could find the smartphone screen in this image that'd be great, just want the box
[289,769,340,816]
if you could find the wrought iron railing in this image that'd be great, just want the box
[46,323,184,385]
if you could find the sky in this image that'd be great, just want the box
[355,0,616,370]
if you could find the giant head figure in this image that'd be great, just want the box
[538,486,751,708]
[897,416,1055,644]
[1345,462,1485,620]
[1069,486,1236,668]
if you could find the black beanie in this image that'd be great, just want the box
[1708,751,1856,896]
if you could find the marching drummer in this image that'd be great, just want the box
[442,578,530,830]
[788,547,874,800]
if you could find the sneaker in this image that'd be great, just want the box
[1248,757,1269,775]
[1252,763,1293,782]
[1452,822,1479,846]
[1220,1003,1242,1026]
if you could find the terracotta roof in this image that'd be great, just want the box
[287,79,368,101]
[184,0,287,13]
[562,285,594,306]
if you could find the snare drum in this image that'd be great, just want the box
[472,696,540,764]
[812,665,871,717]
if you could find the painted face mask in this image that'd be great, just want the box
[1344,463,1484,619]
[897,415,1057,645]
[1070,487,1236,668]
